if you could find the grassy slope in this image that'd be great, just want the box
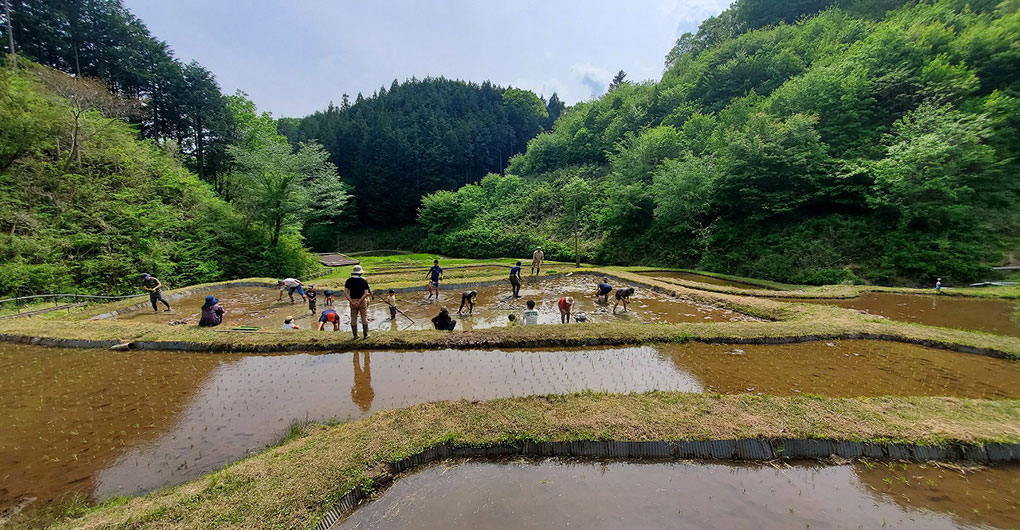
[37,393,1020,530]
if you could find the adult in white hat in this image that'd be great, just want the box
[558,295,575,323]
[344,265,373,339]
[531,246,545,276]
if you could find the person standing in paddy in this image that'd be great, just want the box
[531,246,544,276]
[140,273,171,312]
[509,261,523,298]
[345,265,373,339]
[425,259,444,300]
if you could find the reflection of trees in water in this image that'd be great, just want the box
[853,462,1020,530]
[351,351,374,413]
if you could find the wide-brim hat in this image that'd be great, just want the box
[565,296,575,305]
[351,265,364,275]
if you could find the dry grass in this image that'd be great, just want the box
[35,392,1020,530]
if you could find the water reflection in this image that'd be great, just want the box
[351,352,374,413]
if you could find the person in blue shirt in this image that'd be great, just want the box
[595,278,613,304]
[509,261,523,298]
[425,259,444,299]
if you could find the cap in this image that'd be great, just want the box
[326,312,337,322]
[565,296,574,305]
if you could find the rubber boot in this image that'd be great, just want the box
[351,323,358,340]
[361,322,368,340]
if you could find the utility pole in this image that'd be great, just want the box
[3,0,14,58]
[573,195,580,268]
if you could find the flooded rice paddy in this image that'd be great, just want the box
[112,275,757,330]
[3,340,1019,511]
[637,270,778,290]
[334,459,1020,530]
[792,292,1020,337]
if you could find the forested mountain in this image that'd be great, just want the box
[280,79,560,224]
[2,0,236,191]
[0,63,323,296]
[418,0,1020,285]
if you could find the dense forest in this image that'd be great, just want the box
[418,0,1020,285]
[279,79,563,226]
[0,0,351,296]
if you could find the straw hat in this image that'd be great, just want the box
[351,265,364,276]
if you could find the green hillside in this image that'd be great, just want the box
[418,0,1020,285]
[0,63,318,297]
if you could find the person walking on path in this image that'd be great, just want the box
[277,278,306,304]
[458,290,478,315]
[345,265,373,339]
[141,273,171,312]
[613,287,635,314]
[509,261,523,298]
[317,308,340,331]
[425,260,444,300]
[198,296,224,327]
[431,307,457,331]
[531,247,545,276]
[595,278,613,304]
[558,296,574,323]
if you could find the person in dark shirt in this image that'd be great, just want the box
[458,290,478,315]
[595,278,613,304]
[613,287,635,314]
[198,296,224,327]
[431,307,456,331]
[318,308,340,331]
[509,261,523,298]
[324,289,335,306]
[425,259,444,299]
[141,273,171,312]
[306,285,318,314]
[345,265,372,339]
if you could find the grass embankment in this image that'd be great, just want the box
[25,392,1020,530]
[2,261,1019,359]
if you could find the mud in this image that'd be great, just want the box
[334,459,1020,530]
[791,292,1020,337]
[112,275,758,331]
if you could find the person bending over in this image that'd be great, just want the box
[431,307,457,331]
[458,290,478,315]
[277,277,306,304]
[558,296,574,323]
[613,287,635,314]
[345,265,372,339]
[141,273,172,312]
[595,278,613,304]
[509,261,523,298]
[317,309,340,331]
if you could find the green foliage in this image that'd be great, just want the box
[418,0,1020,285]
[0,65,317,297]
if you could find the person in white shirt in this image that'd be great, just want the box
[523,299,540,325]
[531,247,545,276]
[277,278,306,304]
[281,316,300,330]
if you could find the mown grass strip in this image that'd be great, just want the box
[31,393,1020,530]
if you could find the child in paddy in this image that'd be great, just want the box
[523,299,539,325]
[282,316,300,330]
[324,289,335,306]
[507,314,519,327]
[386,289,398,320]
[306,285,318,314]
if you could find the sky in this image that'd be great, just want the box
[123,0,731,118]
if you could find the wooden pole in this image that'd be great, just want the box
[3,0,14,58]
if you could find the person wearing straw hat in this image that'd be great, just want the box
[344,265,373,339]
[558,296,575,323]
[531,246,545,276]
[198,295,224,327]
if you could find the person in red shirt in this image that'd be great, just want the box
[558,296,574,323]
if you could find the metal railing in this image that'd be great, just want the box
[0,292,144,317]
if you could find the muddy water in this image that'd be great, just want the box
[660,340,1020,398]
[112,275,757,331]
[637,270,778,290]
[792,292,1020,337]
[334,460,1020,530]
[5,340,1020,511]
